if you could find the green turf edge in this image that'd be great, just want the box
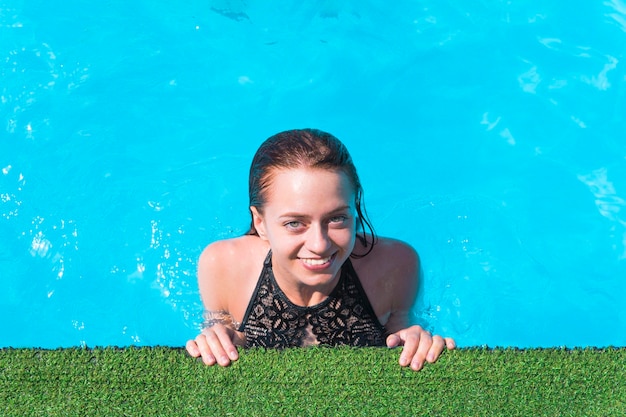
[1,346,625,417]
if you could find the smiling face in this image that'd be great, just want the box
[251,167,357,304]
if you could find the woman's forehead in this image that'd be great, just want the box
[262,167,356,206]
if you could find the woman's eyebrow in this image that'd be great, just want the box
[278,206,352,219]
[278,213,308,219]
[327,206,352,214]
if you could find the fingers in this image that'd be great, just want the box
[205,326,239,366]
[187,324,240,367]
[391,326,430,370]
[185,339,201,358]
[445,337,456,350]
[408,329,432,371]
[425,335,446,364]
[385,333,402,348]
[390,326,455,371]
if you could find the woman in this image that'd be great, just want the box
[186,128,455,371]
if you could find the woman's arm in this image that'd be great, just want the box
[185,241,245,366]
[380,240,455,371]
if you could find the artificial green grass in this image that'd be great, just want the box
[1,347,624,416]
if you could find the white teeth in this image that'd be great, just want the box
[302,256,331,266]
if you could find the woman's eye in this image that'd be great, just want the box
[329,215,347,225]
[285,221,303,230]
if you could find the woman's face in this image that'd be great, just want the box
[251,167,357,296]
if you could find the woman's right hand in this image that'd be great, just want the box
[185,324,240,366]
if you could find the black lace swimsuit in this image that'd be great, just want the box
[237,251,386,348]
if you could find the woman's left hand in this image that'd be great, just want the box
[386,325,456,371]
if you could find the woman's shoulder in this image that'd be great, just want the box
[354,236,419,274]
[351,236,420,324]
[198,235,269,278]
[197,235,269,312]
[373,236,418,257]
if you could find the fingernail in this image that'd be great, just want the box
[427,353,435,362]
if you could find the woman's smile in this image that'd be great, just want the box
[300,253,337,270]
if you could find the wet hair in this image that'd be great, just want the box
[246,128,377,258]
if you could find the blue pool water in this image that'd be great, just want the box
[1,1,625,349]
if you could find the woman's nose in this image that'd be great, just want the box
[305,223,332,254]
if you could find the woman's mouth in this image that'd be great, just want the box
[302,256,332,266]
[300,253,336,269]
